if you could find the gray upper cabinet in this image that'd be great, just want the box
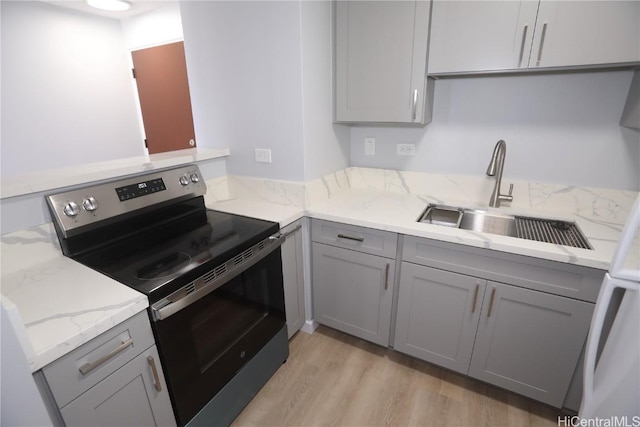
[394,263,487,374]
[311,219,398,346]
[428,0,640,75]
[469,281,594,407]
[428,1,539,74]
[530,1,640,69]
[334,0,434,124]
[282,220,306,339]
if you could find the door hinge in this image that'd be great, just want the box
[132,68,136,79]
[144,139,148,148]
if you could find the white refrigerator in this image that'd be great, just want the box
[580,195,640,419]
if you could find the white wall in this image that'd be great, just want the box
[181,0,350,183]
[181,1,305,182]
[0,1,144,176]
[300,1,350,181]
[351,70,640,191]
[120,1,183,50]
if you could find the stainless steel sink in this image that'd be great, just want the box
[418,204,463,228]
[458,209,517,237]
[417,204,592,250]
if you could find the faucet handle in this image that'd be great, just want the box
[498,183,514,204]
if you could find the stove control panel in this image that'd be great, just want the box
[47,165,207,238]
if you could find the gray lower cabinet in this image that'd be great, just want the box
[282,220,305,339]
[393,263,487,374]
[312,242,395,346]
[395,236,601,408]
[38,311,176,427]
[309,224,600,408]
[60,345,174,426]
[469,281,594,407]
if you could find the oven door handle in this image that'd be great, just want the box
[151,232,285,321]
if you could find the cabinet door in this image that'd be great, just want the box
[335,1,431,123]
[312,242,395,346]
[469,282,594,407]
[60,346,176,427]
[428,1,539,74]
[394,263,486,374]
[282,223,305,339]
[530,1,640,69]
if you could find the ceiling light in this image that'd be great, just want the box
[86,0,131,12]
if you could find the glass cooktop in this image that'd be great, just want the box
[75,206,279,303]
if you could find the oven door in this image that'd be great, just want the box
[151,240,286,426]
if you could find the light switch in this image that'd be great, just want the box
[365,137,375,156]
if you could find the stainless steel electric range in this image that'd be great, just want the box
[46,164,289,427]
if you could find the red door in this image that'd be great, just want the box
[132,41,196,154]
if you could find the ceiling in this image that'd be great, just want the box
[40,0,173,20]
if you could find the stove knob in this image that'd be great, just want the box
[63,201,80,218]
[190,173,200,183]
[82,197,98,212]
[179,175,190,186]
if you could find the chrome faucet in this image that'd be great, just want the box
[486,139,513,208]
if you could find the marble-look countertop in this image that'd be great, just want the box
[208,199,304,228]
[209,167,634,271]
[2,167,635,374]
[1,147,229,199]
[305,188,623,270]
[0,224,148,372]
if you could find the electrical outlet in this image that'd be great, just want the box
[364,137,376,156]
[255,148,272,163]
[396,143,416,156]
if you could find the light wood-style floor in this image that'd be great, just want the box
[232,326,564,427]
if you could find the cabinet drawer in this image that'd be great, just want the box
[42,311,155,408]
[403,236,604,302]
[311,219,397,258]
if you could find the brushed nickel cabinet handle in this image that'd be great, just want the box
[337,233,364,243]
[79,338,134,375]
[147,356,162,392]
[518,25,528,67]
[384,263,390,290]
[487,288,496,318]
[536,23,548,66]
[471,284,480,314]
[411,89,418,120]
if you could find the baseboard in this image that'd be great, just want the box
[300,320,319,335]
